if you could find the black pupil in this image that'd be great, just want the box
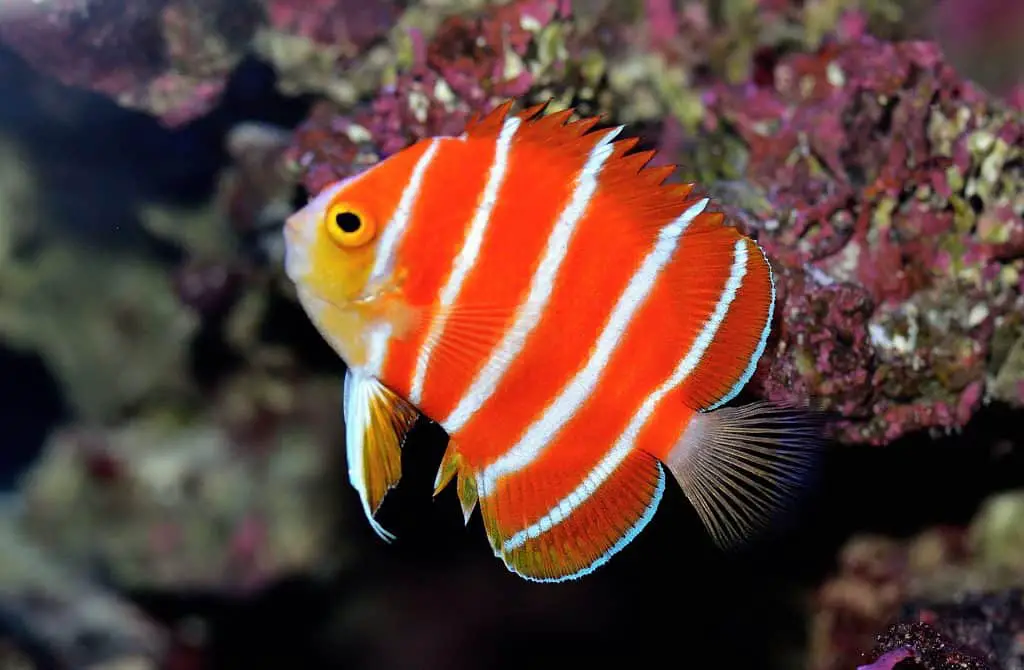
[335,211,362,234]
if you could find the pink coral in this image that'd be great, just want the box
[426,0,564,103]
[286,0,572,196]
[265,0,397,56]
[284,2,1024,447]
[703,35,1024,444]
[857,648,914,670]
[0,0,260,126]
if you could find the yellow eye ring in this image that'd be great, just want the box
[324,202,376,248]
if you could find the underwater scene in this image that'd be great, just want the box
[0,0,1022,668]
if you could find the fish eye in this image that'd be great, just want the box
[325,202,376,248]
[335,211,361,233]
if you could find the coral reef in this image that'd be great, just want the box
[15,370,346,593]
[0,0,1022,668]
[0,240,202,422]
[810,490,1024,669]
[897,590,1024,669]
[0,0,470,126]
[856,589,1024,670]
[283,0,1024,445]
[859,620,993,669]
[928,0,1024,101]
[283,0,606,193]
[701,35,1024,444]
[0,509,167,669]
[0,0,264,126]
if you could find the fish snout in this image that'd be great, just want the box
[284,209,308,239]
[283,211,314,280]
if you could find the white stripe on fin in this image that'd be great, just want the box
[361,138,444,378]
[508,466,665,583]
[343,367,419,542]
[410,116,522,405]
[704,242,775,411]
[478,197,710,497]
[365,323,393,377]
[442,125,624,434]
[500,239,750,561]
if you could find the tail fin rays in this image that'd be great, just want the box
[663,401,825,549]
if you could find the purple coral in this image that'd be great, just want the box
[864,620,993,669]
[857,647,915,670]
[264,0,397,56]
[0,0,261,125]
[285,0,574,196]
[703,35,1024,444]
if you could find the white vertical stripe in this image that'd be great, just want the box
[409,116,522,405]
[366,323,393,377]
[501,238,749,553]
[478,198,710,497]
[512,466,666,583]
[441,126,624,434]
[369,139,442,283]
[704,242,775,411]
[355,138,442,378]
[344,368,396,542]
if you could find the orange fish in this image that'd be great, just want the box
[283,101,821,582]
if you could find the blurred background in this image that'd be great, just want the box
[0,0,1022,668]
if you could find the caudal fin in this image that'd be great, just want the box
[663,401,826,549]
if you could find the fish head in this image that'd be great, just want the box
[283,171,409,369]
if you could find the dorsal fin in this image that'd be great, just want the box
[462,99,514,136]
[458,100,776,415]
[460,100,719,247]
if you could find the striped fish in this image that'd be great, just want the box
[283,101,821,582]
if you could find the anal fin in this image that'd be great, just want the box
[433,441,479,524]
[343,368,419,541]
[479,449,665,582]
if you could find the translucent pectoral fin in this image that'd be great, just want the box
[664,401,825,549]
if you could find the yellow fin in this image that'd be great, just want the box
[433,442,459,497]
[343,368,419,542]
[432,441,478,525]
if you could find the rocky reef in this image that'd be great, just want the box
[812,490,1024,669]
[0,1,1021,669]
[704,35,1023,445]
[282,0,1024,446]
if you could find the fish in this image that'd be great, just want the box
[283,100,823,582]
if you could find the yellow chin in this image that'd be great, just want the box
[296,287,374,369]
[296,284,421,373]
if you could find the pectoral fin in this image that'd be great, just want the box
[343,368,419,541]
